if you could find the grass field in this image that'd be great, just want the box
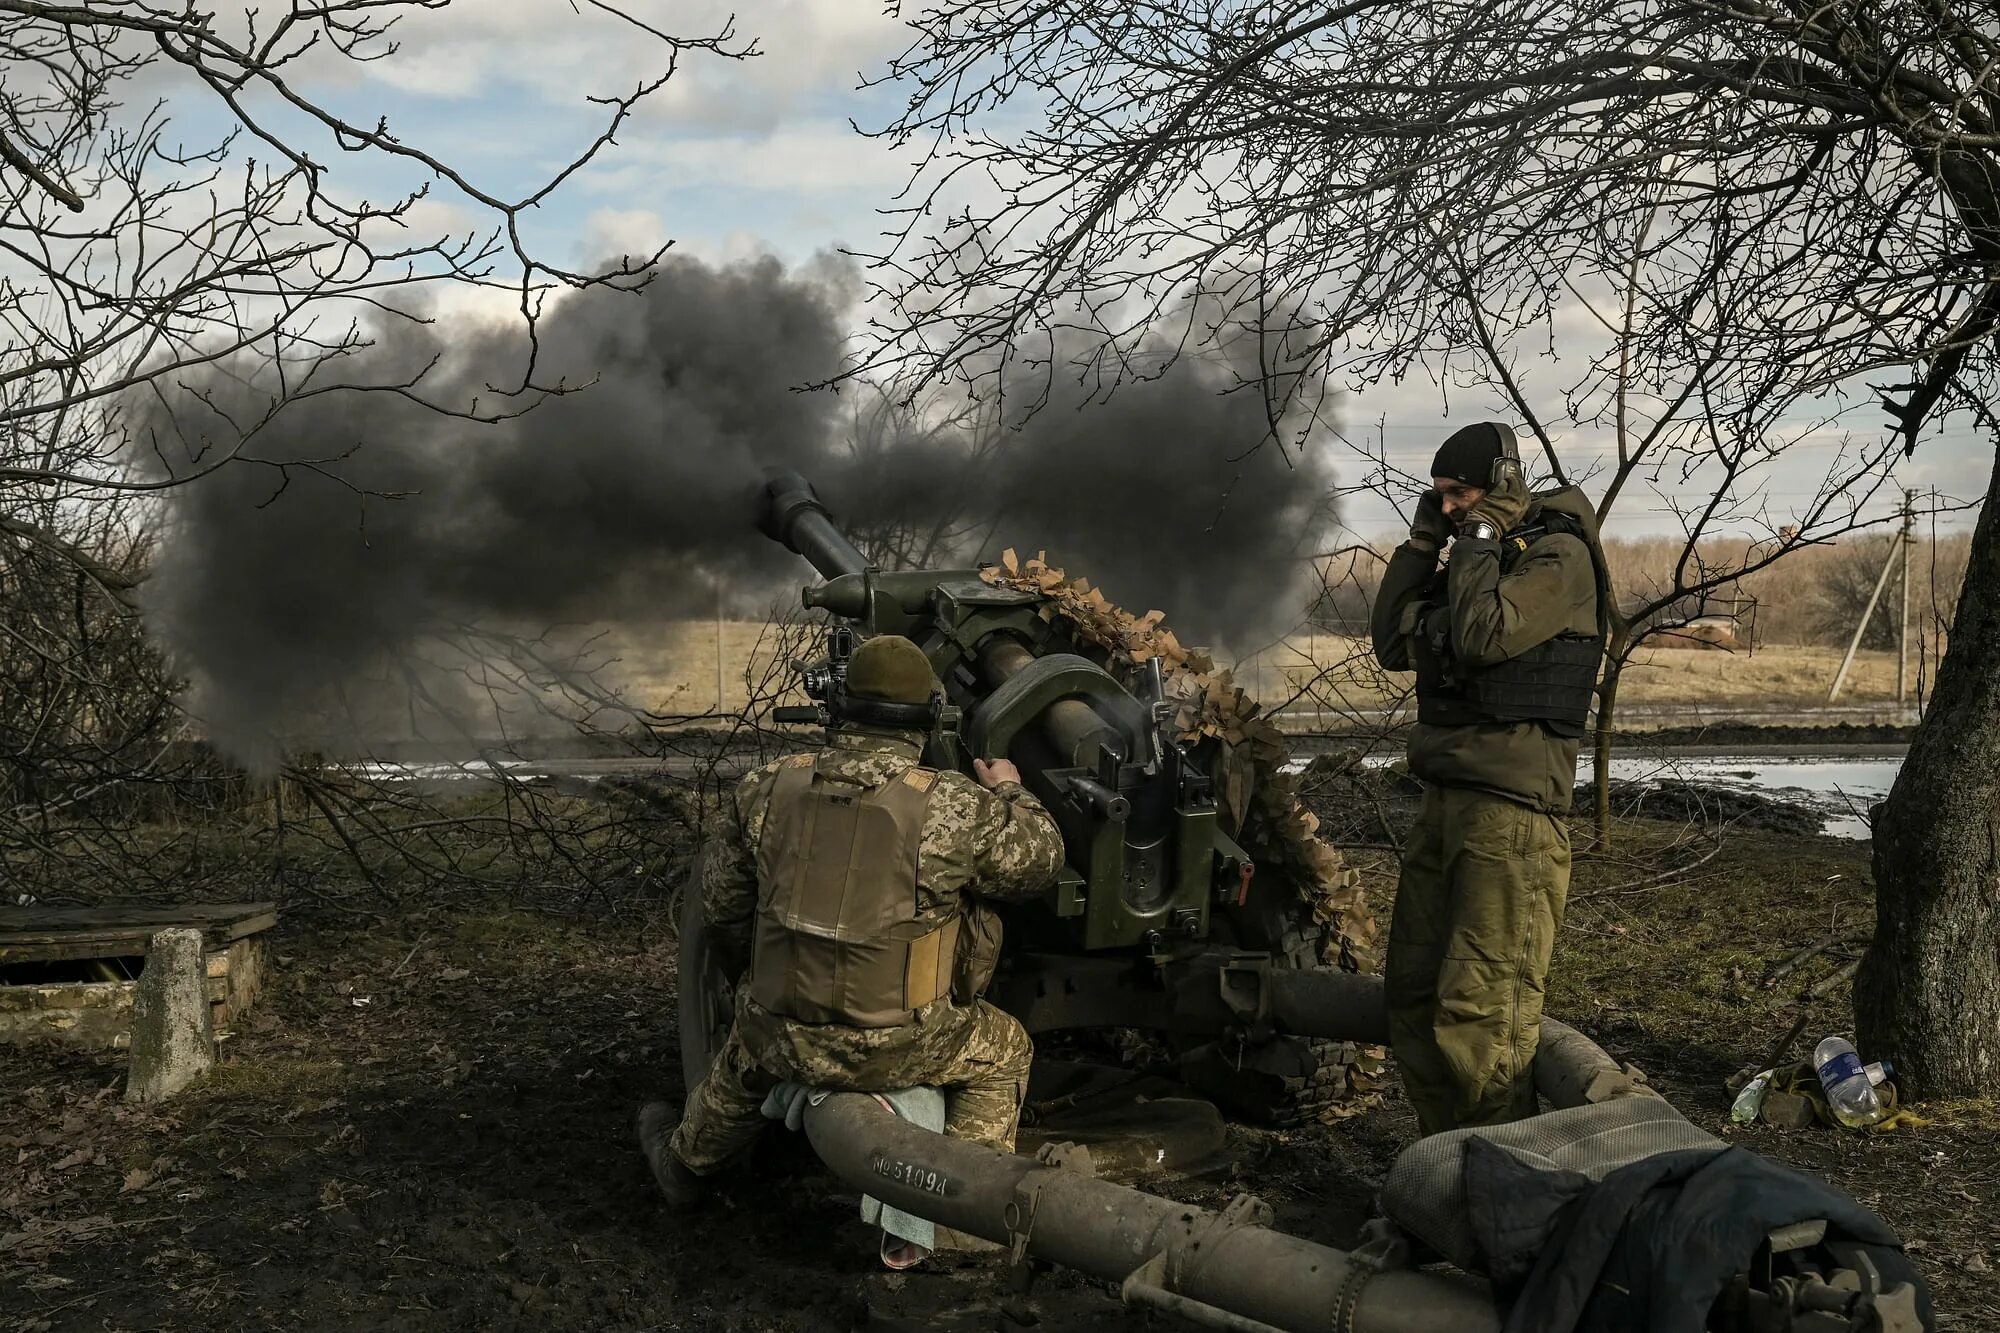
[595,618,1923,719]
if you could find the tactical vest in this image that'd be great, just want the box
[748,753,962,1028]
[1411,512,1606,739]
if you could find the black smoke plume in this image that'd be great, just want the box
[139,255,1337,764]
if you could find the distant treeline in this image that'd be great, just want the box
[1602,532,1969,651]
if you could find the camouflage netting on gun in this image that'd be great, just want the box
[979,552,1378,972]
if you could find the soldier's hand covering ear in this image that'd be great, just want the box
[1463,462,1530,535]
[1408,489,1455,552]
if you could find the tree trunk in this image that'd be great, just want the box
[1593,651,1626,849]
[1856,450,2000,1100]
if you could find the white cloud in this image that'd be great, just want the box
[355,196,484,256]
[603,125,914,195]
[579,208,673,266]
[349,1,910,134]
[217,1,1986,544]
[259,1,919,258]
[1316,310,1976,542]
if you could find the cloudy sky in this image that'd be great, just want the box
[214,0,1987,545]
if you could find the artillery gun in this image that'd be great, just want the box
[672,473,1933,1332]
[679,471,1359,1123]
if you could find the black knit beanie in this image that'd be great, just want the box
[1430,422,1511,487]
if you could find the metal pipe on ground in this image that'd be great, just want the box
[1248,969,1658,1109]
[801,1092,1502,1333]
[803,965,1662,1330]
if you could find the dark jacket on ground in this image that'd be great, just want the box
[1464,1139,1933,1333]
[1370,486,1605,813]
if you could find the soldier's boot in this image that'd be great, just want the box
[880,1237,931,1270]
[636,1101,705,1209]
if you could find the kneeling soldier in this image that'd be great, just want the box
[638,633,1066,1208]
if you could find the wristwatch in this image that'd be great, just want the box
[1461,519,1499,541]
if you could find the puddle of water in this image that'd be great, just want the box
[366,751,1903,839]
[1287,752,1902,840]
[1581,755,1899,840]
[343,758,532,783]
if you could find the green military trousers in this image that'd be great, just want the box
[1385,785,1571,1136]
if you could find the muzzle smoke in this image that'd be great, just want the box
[139,255,1337,764]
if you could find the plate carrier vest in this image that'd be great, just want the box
[748,753,962,1028]
[1411,511,1607,739]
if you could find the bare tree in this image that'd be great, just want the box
[1809,534,1909,652]
[4,5,747,484]
[858,0,2000,1096]
[862,3,1998,428]
[0,3,751,905]
[1424,217,1924,846]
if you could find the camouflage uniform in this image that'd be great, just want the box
[1370,485,1603,1134]
[670,727,1066,1172]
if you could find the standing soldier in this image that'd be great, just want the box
[1369,422,1607,1135]
[637,633,1066,1225]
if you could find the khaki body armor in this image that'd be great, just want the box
[748,753,964,1028]
[1409,511,1606,739]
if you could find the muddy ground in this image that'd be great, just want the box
[3,809,1997,1331]
[0,906,1401,1333]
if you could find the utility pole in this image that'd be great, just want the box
[1828,504,1909,704]
[1896,488,1913,710]
[714,579,726,714]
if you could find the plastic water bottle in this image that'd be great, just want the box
[1814,1036,1888,1128]
[1864,1060,1894,1087]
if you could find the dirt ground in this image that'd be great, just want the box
[0,905,1400,1333]
[4,812,1997,1331]
[1547,822,2000,1329]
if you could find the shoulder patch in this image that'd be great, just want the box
[928,769,984,798]
[901,767,938,792]
[783,753,816,769]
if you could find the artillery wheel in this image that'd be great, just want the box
[677,845,736,1093]
[1176,872,1357,1127]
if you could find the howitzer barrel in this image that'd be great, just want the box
[758,470,869,579]
[757,471,1132,771]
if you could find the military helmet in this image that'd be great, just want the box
[844,634,937,707]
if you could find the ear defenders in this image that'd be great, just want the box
[1489,424,1523,489]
